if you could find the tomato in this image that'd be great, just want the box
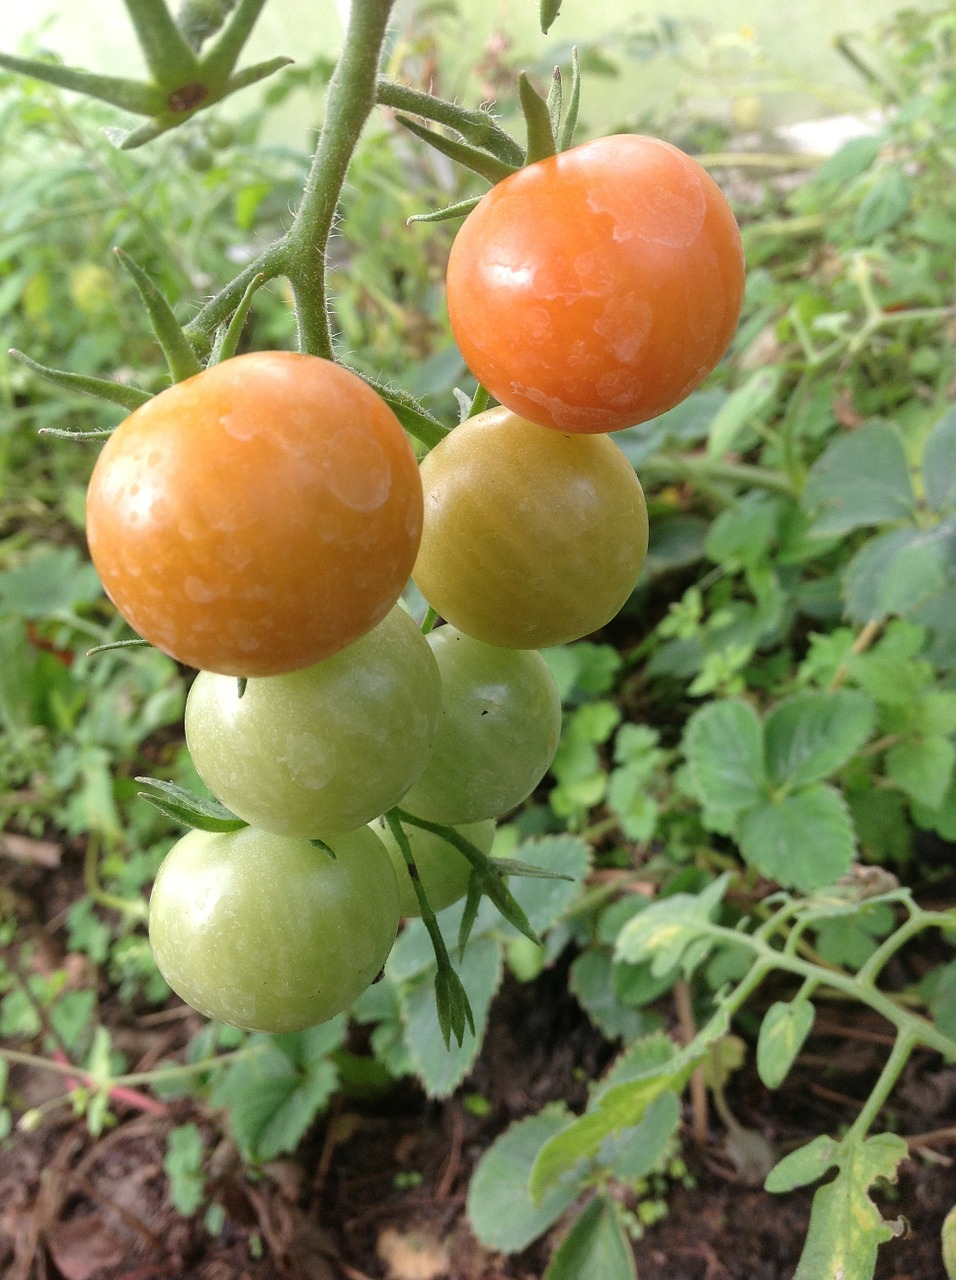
[445,135,745,433]
[184,606,442,838]
[399,626,562,824]
[412,407,648,649]
[148,824,400,1033]
[369,815,495,917]
[86,351,423,677]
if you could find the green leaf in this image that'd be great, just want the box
[530,1009,728,1199]
[765,1134,841,1193]
[814,134,882,184]
[844,520,956,622]
[763,690,875,788]
[596,1091,680,1182]
[792,1134,907,1280]
[802,421,915,537]
[707,368,781,459]
[683,700,766,833]
[400,936,502,1098]
[568,950,649,1042]
[738,784,855,891]
[706,492,781,568]
[210,1021,346,1162]
[467,1104,582,1252]
[855,168,912,240]
[614,875,730,977]
[0,546,102,618]
[756,1000,815,1089]
[164,1123,206,1216]
[923,407,956,514]
[886,736,956,810]
[544,1195,636,1280]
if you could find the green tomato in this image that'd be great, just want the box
[370,815,495,917]
[399,627,562,824]
[148,825,399,1033]
[184,606,441,838]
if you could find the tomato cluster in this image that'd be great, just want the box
[86,136,741,1035]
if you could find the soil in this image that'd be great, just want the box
[2,844,955,1280]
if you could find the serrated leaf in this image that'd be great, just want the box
[763,690,875,788]
[855,167,911,240]
[568,951,649,1042]
[844,520,956,623]
[924,408,956,513]
[706,492,782,568]
[738,783,855,891]
[530,1009,729,1199]
[544,1195,636,1280]
[792,1134,907,1280]
[596,1091,680,1183]
[614,875,730,977]
[756,1000,815,1089]
[0,546,102,618]
[765,1134,841,1193]
[886,736,956,810]
[683,700,766,833]
[802,421,915,537]
[210,1021,346,1163]
[400,936,501,1098]
[467,1104,582,1252]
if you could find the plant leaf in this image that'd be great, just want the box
[614,874,730,977]
[802,421,915,536]
[135,777,247,832]
[467,1104,582,1252]
[886,736,956,810]
[763,689,875,788]
[756,1000,815,1089]
[923,407,956,514]
[844,519,956,622]
[544,1194,637,1280]
[765,1134,841,1193]
[738,783,855,891]
[683,699,766,833]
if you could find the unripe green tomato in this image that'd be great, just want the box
[412,407,648,649]
[369,815,495,917]
[148,825,400,1033]
[184,606,441,839]
[399,627,562,824]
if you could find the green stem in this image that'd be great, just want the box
[183,241,288,357]
[857,909,953,988]
[285,0,397,357]
[1,1044,256,1087]
[638,453,794,498]
[707,924,956,1063]
[845,1029,918,1143]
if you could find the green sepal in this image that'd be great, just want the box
[218,56,293,99]
[546,66,562,141]
[541,0,563,35]
[9,349,152,413]
[309,837,336,860]
[348,370,451,450]
[207,272,265,365]
[558,47,581,152]
[393,114,518,185]
[177,0,240,51]
[0,51,161,115]
[407,196,482,225]
[123,0,200,84]
[458,877,484,958]
[106,121,166,150]
[377,78,524,167]
[490,858,574,882]
[135,776,248,832]
[87,639,152,655]
[519,72,557,165]
[198,0,271,83]
[435,961,476,1049]
[114,248,202,383]
[40,427,117,440]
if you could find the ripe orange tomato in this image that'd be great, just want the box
[86,352,423,676]
[445,135,745,434]
[412,407,648,649]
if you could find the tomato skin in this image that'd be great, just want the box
[85,352,423,677]
[370,815,495,917]
[412,407,648,650]
[184,606,442,839]
[148,825,400,1033]
[446,135,745,433]
[399,627,562,824]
